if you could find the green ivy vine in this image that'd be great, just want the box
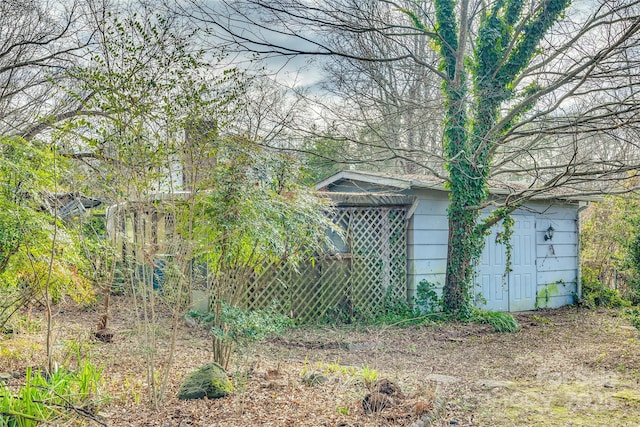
[495,213,515,283]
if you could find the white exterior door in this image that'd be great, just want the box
[475,215,536,312]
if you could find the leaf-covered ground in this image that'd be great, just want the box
[2,300,640,426]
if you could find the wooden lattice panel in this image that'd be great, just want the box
[243,207,408,323]
[113,203,408,323]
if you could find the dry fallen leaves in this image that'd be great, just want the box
[3,299,640,426]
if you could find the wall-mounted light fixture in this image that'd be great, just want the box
[544,225,555,241]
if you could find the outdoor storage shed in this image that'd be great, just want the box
[317,170,589,312]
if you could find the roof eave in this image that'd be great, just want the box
[315,170,412,190]
[316,171,600,203]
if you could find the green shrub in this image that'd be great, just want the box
[374,289,417,324]
[624,307,640,336]
[581,267,631,308]
[627,278,640,305]
[414,280,443,315]
[321,281,448,326]
[626,231,640,302]
[190,303,292,347]
[189,302,293,369]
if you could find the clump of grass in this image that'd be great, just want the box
[316,359,356,377]
[472,309,520,333]
[0,338,41,366]
[0,360,105,427]
[531,314,551,325]
[308,360,381,387]
[361,365,379,388]
[336,405,349,415]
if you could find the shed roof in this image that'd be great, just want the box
[316,170,602,202]
[44,192,103,219]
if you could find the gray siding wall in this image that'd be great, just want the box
[407,195,580,311]
[407,189,450,298]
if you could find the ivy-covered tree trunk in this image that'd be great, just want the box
[434,0,485,315]
[429,0,571,316]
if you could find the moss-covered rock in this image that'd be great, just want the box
[178,362,233,400]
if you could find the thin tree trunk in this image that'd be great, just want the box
[44,152,60,374]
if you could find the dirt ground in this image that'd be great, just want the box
[2,300,640,426]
